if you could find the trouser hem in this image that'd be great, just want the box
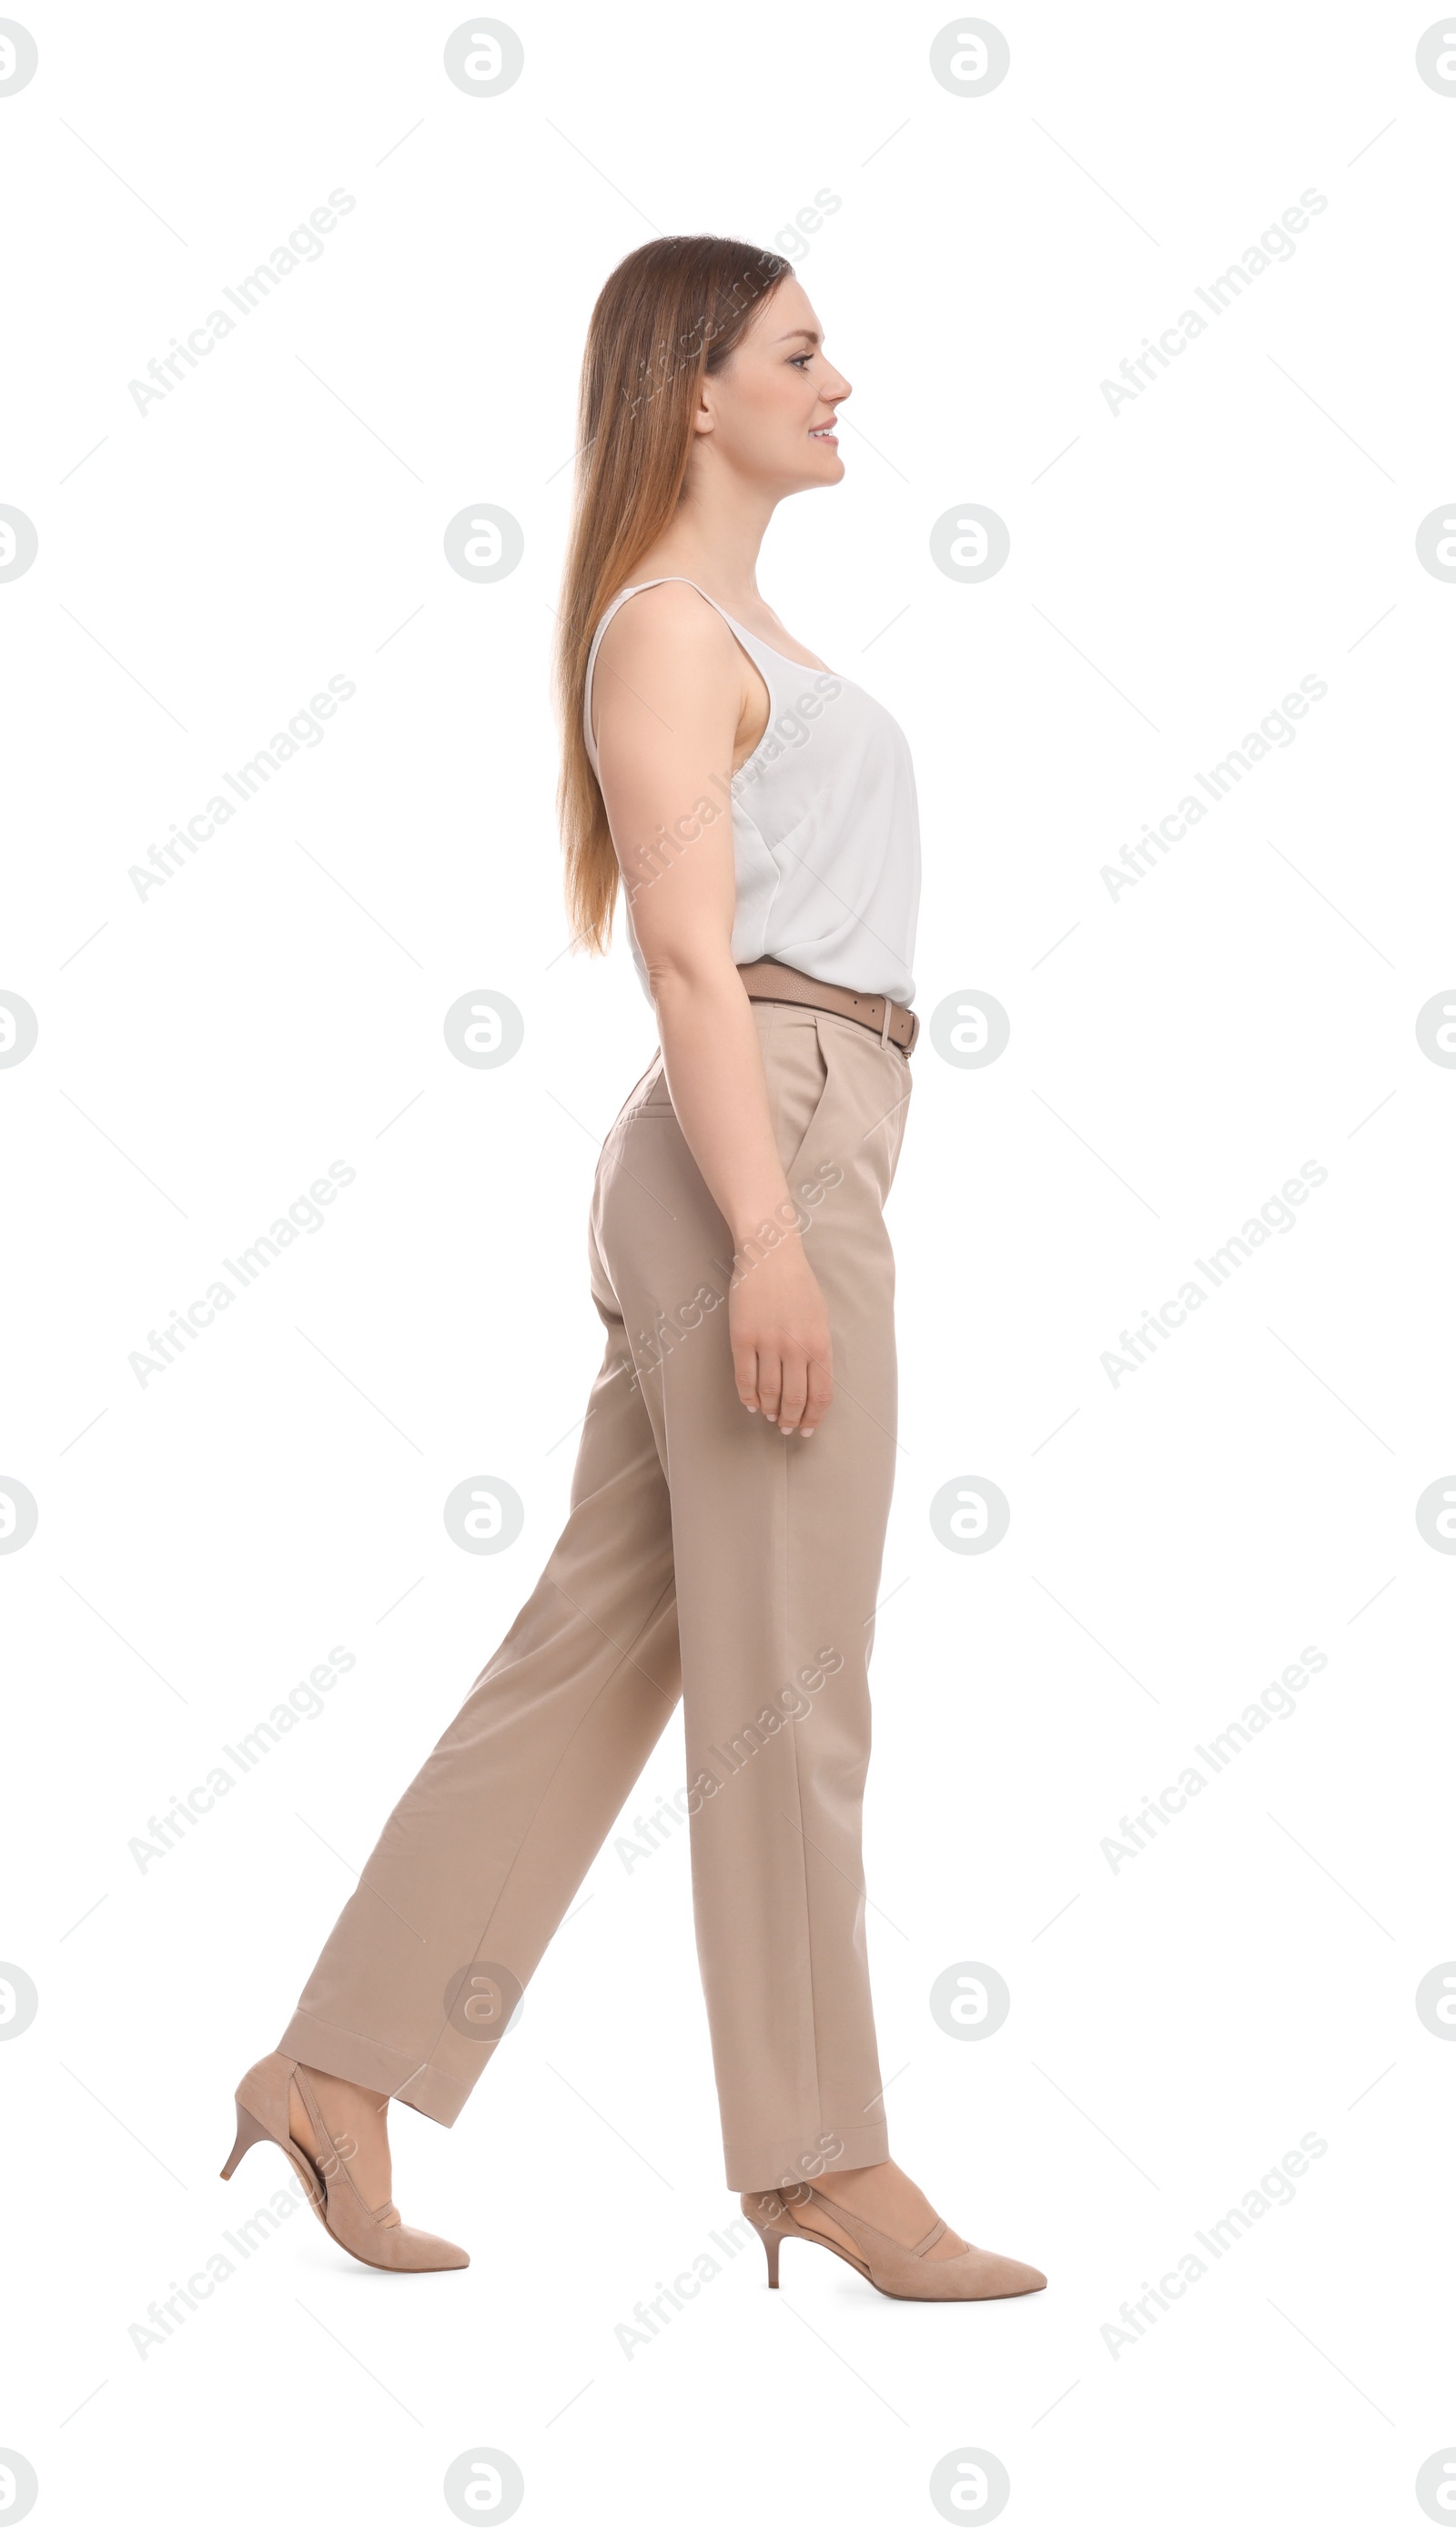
[277,2016,470,2126]
[723,2117,890,2194]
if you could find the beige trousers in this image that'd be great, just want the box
[279,1001,913,2190]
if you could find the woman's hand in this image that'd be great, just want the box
[729,1230,834,1435]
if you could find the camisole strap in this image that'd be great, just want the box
[581,576,763,773]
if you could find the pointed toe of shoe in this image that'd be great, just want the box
[391,2224,470,2271]
[984,2249,1046,2297]
[935,2241,1046,2300]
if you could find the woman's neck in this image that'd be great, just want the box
[633,472,777,616]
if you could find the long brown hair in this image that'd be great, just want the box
[554,237,793,957]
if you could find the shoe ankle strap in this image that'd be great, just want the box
[800,2180,946,2258]
[291,2065,365,2199]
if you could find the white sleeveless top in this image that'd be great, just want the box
[582,576,920,1005]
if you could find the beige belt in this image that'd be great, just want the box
[736,956,920,1056]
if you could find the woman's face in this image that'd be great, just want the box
[695,274,851,493]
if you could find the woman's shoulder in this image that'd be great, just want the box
[593,576,741,670]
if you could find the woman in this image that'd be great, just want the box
[224,236,1045,2305]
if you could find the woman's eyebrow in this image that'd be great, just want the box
[774,327,822,346]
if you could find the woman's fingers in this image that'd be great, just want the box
[728,1246,835,1434]
[775,1354,809,1433]
[733,1338,762,1414]
[800,1352,834,1435]
[734,1342,834,1433]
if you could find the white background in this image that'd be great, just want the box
[4,2,1455,2539]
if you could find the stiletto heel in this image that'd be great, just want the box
[751,2218,784,2288]
[219,2098,274,2181]
[222,2053,469,2273]
[741,2183,1046,2302]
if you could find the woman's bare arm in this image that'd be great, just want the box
[591,581,833,1435]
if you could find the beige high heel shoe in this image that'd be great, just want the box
[742,2180,1046,2301]
[221,2053,469,2273]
